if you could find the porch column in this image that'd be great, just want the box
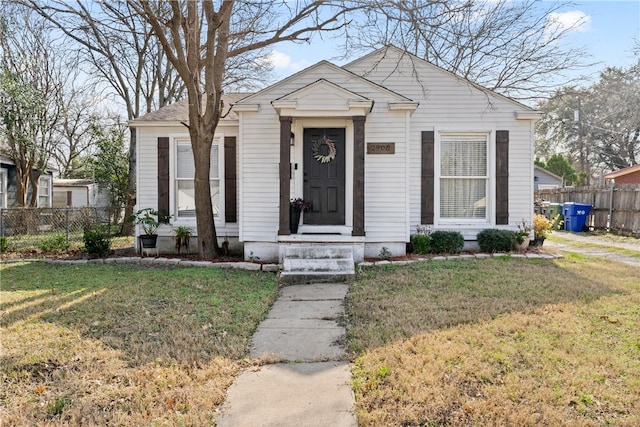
[278,116,292,235]
[352,116,366,236]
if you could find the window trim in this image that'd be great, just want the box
[434,130,494,226]
[170,136,224,223]
[0,168,7,209]
[38,175,53,208]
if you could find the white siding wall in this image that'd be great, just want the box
[363,109,407,242]
[239,111,280,241]
[136,124,240,239]
[346,49,535,238]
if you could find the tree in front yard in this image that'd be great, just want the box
[127,0,354,258]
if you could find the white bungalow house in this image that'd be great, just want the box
[130,46,541,271]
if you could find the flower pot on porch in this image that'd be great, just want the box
[290,207,301,234]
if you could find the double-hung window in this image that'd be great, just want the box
[175,140,220,218]
[439,134,488,221]
[38,175,52,207]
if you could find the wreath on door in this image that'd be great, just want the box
[312,138,337,164]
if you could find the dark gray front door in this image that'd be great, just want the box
[303,128,346,225]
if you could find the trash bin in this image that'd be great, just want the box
[562,202,592,232]
[547,203,563,229]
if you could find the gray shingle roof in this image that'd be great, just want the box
[133,93,251,123]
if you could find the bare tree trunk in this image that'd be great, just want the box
[27,171,40,207]
[191,126,220,258]
[15,172,29,207]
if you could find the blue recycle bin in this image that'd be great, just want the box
[562,202,592,232]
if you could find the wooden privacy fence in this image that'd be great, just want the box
[536,184,640,237]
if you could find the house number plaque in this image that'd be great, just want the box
[367,143,395,154]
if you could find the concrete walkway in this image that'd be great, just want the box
[546,232,640,267]
[216,283,357,427]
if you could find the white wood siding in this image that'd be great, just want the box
[364,110,407,242]
[136,124,240,238]
[346,49,535,237]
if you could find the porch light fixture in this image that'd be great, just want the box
[290,132,295,146]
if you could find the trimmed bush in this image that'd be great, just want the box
[83,229,111,257]
[411,234,431,254]
[477,229,517,253]
[39,234,70,253]
[429,230,464,254]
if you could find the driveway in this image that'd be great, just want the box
[545,231,640,267]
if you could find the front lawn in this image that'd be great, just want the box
[0,262,278,426]
[347,255,640,426]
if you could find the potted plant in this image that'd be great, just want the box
[173,225,193,254]
[531,213,552,247]
[289,198,312,234]
[128,208,171,249]
[514,219,532,251]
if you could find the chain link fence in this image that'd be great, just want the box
[0,207,132,252]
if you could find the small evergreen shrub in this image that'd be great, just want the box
[39,234,70,253]
[477,229,517,253]
[83,229,111,257]
[411,234,431,254]
[429,230,464,254]
[378,246,392,260]
[0,237,8,253]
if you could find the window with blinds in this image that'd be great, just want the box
[439,135,488,220]
[176,141,220,218]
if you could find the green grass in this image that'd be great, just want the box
[0,262,278,425]
[347,257,640,426]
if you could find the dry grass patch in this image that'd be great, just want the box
[0,262,278,426]
[347,257,640,426]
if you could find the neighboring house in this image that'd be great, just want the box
[534,165,563,191]
[130,46,542,262]
[52,179,111,208]
[0,155,53,209]
[603,164,640,184]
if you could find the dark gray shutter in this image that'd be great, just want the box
[495,130,509,225]
[157,137,170,217]
[224,136,237,223]
[421,131,435,224]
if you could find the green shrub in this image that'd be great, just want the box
[429,230,464,254]
[378,246,392,260]
[477,229,517,253]
[39,234,70,253]
[411,234,431,254]
[0,236,8,253]
[83,229,111,257]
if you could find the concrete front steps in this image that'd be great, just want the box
[279,244,355,284]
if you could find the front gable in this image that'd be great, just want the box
[270,79,379,118]
[235,60,416,114]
